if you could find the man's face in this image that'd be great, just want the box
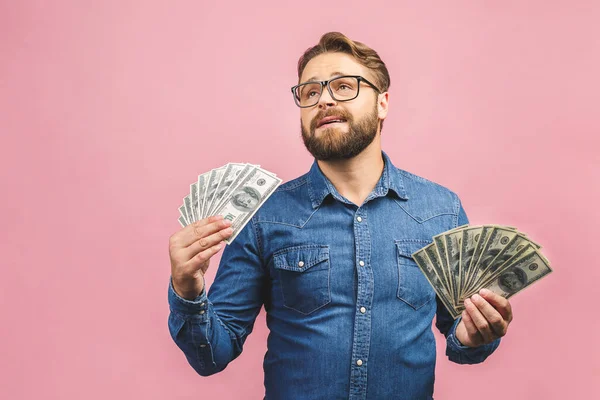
[298,52,388,161]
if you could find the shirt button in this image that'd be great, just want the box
[359,260,365,267]
[298,261,305,267]
[356,216,362,222]
[360,307,366,314]
[356,359,363,366]
[199,310,205,315]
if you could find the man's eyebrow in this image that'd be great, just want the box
[303,71,347,83]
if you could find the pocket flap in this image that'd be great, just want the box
[395,239,432,259]
[273,245,330,272]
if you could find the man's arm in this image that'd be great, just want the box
[168,217,265,376]
[435,197,501,364]
[435,298,501,364]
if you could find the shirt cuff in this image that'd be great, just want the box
[447,316,470,349]
[168,276,209,319]
[446,316,501,364]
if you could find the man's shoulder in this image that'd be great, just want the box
[397,167,458,195]
[393,166,462,211]
[274,172,311,193]
[252,172,313,224]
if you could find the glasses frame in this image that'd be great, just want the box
[291,75,382,108]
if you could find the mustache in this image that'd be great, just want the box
[310,109,352,131]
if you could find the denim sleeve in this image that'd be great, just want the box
[167,217,265,376]
[434,197,501,364]
[436,300,501,364]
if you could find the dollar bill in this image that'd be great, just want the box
[202,166,227,219]
[480,246,552,298]
[468,233,541,294]
[196,172,209,220]
[433,237,460,306]
[412,249,462,319]
[178,163,281,245]
[199,169,213,219]
[205,163,233,217]
[443,229,464,306]
[463,226,519,295]
[425,242,454,305]
[463,225,494,297]
[190,181,199,222]
[459,226,483,299]
[463,239,538,299]
[178,204,189,225]
[183,195,193,224]
[212,167,282,244]
[412,224,551,311]
[208,163,251,217]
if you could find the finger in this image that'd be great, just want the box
[170,215,224,248]
[464,298,495,343]
[184,216,231,247]
[471,293,508,338]
[185,226,233,259]
[186,242,224,270]
[461,310,483,343]
[480,288,513,323]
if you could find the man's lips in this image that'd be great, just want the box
[317,116,347,128]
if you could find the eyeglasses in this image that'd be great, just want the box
[291,75,381,108]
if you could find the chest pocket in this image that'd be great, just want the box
[273,245,331,315]
[395,239,436,310]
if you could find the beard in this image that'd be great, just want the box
[301,102,380,161]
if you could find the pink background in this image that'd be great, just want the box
[1,1,598,399]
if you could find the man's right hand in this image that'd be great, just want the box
[169,215,233,300]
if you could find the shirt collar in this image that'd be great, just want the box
[307,150,409,209]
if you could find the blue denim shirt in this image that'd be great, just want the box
[168,151,500,400]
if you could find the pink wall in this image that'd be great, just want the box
[1,1,598,398]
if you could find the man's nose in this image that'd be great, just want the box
[317,87,337,108]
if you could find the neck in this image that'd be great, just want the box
[316,135,384,207]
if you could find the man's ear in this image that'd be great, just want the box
[377,92,389,134]
[377,92,389,120]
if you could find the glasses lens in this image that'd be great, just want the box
[295,82,322,107]
[330,76,359,101]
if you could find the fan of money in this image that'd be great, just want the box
[178,163,282,244]
[412,225,552,319]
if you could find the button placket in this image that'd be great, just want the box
[349,207,372,399]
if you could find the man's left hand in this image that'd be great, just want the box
[455,288,513,348]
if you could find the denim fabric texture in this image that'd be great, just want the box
[168,151,500,400]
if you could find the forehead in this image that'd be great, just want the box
[300,52,369,82]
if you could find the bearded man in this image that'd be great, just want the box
[167,32,513,400]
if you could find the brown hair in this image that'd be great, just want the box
[296,32,390,93]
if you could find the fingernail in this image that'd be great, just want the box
[473,294,482,302]
[480,288,490,296]
[223,219,232,226]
